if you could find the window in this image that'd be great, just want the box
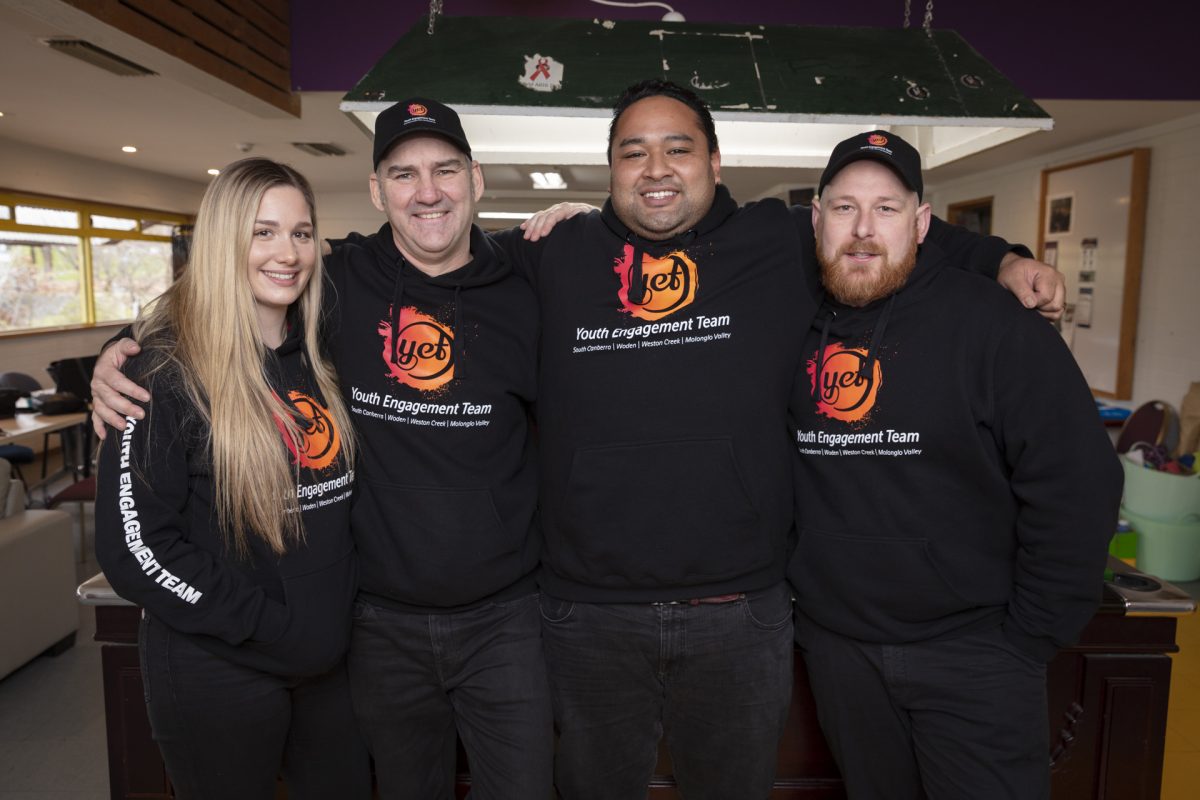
[0,191,190,334]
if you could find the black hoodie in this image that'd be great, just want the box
[501,187,1029,604]
[787,241,1122,661]
[323,223,539,611]
[96,323,358,677]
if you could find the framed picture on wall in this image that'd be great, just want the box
[1047,193,1074,235]
[946,196,993,235]
[1038,150,1150,399]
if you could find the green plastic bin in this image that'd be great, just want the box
[1123,505,1200,582]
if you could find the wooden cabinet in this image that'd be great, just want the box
[94,606,172,799]
[93,605,1178,800]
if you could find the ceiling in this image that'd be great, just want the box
[1,2,1197,216]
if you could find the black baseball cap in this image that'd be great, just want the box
[372,97,472,168]
[818,130,923,201]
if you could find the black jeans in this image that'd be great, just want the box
[540,582,795,800]
[796,616,1050,800]
[139,614,370,800]
[347,593,553,799]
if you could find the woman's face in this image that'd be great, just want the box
[246,185,315,332]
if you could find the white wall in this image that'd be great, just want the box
[927,112,1200,411]
[0,136,206,212]
[315,190,384,240]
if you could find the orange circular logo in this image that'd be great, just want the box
[283,391,340,470]
[379,306,455,391]
[809,344,881,423]
[867,134,888,146]
[408,103,428,116]
[615,246,699,321]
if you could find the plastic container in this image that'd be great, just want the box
[1123,505,1200,582]
[1121,455,1200,523]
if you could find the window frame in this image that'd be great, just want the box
[0,189,191,337]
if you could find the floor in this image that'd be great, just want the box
[0,477,106,800]
[1,459,1199,799]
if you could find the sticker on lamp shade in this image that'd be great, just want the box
[520,54,564,92]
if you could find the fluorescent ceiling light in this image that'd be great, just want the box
[478,211,535,220]
[121,145,137,153]
[531,171,568,190]
[342,17,1052,170]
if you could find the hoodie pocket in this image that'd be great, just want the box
[246,549,358,677]
[355,480,527,606]
[562,438,764,588]
[792,527,972,627]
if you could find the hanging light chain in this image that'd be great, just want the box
[904,0,934,31]
[428,0,444,35]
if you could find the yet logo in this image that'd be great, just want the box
[613,245,698,321]
[280,391,340,470]
[808,343,881,423]
[378,307,455,391]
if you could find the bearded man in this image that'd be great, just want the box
[787,130,1123,800]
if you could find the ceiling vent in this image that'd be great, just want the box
[43,39,156,77]
[291,142,348,157]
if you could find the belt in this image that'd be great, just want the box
[652,593,744,606]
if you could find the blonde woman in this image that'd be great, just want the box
[95,158,368,799]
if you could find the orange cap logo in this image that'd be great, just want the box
[867,134,888,146]
[379,306,454,391]
[613,245,698,321]
[808,343,881,423]
[408,103,428,116]
[280,391,340,470]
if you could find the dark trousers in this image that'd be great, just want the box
[540,582,794,800]
[347,592,553,800]
[139,614,370,800]
[795,616,1049,800]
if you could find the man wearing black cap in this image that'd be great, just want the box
[787,130,1121,799]
[326,97,552,799]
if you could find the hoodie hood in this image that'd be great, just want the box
[600,184,739,304]
[364,221,512,380]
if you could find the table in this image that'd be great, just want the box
[0,411,88,446]
[0,411,91,489]
[80,557,1195,800]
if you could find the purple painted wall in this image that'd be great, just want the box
[290,0,1192,101]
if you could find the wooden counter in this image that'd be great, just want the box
[82,562,1191,800]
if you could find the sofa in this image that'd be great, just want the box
[0,457,78,681]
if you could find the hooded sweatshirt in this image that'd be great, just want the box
[96,322,357,677]
[323,223,539,612]
[787,241,1122,661]
[500,187,1034,604]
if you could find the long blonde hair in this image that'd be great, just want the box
[134,158,354,556]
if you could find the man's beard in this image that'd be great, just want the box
[817,234,918,307]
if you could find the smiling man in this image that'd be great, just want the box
[788,131,1121,800]
[322,98,550,800]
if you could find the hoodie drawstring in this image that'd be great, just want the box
[390,258,406,367]
[857,294,896,381]
[811,311,835,402]
[627,235,647,305]
[452,284,464,381]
